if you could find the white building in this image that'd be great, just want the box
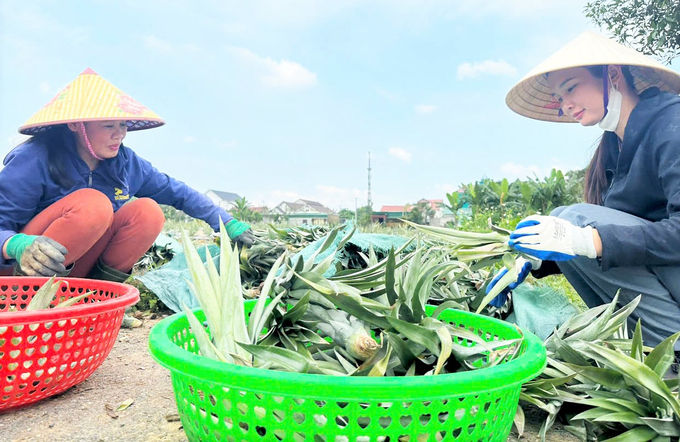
[205,190,241,211]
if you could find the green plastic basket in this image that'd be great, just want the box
[149,302,546,442]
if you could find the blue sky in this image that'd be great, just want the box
[1,0,671,212]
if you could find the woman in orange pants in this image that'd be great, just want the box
[0,68,254,282]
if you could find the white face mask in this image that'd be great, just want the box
[598,84,622,132]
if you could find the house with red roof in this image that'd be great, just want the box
[371,199,455,226]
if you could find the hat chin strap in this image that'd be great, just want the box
[602,66,610,117]
[598,67,623,132]
[80,122,104,161]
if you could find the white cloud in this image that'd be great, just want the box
[389,147,412,162]
[456,59,517,80]
[415,104,436,114]
[228,47,317,89]
[39,81,51,94]
[183,136,195,143]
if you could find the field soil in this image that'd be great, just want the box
[0,317,579,442]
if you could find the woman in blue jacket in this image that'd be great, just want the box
[0,68,254,282]
[491,32,680,354]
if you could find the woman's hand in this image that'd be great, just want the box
[486,256,540,307]
[225,220,255,247]
[508,215,599,261]
[5,234,68,276]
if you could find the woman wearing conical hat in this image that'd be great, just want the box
[487,32,680,357]
[0,68,255,282]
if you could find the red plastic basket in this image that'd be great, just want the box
[0,277,139,411]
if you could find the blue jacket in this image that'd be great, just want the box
[0,134,233,270]
[597,88,680,269]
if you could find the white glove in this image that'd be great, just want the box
[508,215,597,261]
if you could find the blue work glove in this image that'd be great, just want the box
[486,257,540,307]
[508,215,597,261]
[5,234,68,276]
[225,220,255,247]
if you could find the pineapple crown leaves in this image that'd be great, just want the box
[545,292,640,350]
[247,252,288,343]
[181,221,274,363]
[180,301,230,363]
[401,219,509,247]
[26,276,62,311]
[181,228,226,350]
[577,342,680,419]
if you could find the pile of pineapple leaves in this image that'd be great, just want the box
[177,221,680,442]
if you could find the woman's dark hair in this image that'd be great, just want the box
[583,65,636,205]
[33,124,77,189]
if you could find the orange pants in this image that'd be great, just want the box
[2,188,165,277]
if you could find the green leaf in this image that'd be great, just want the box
[514,405,525,438]
[386,316,440,356]
[54,291,93,308]
[303,227,340,272]
[600,426,658,442]
[251,290,287,345]
[431,300,465,320]
[384,332,416,367]
[632,319,645,362]
[283,291,310,324]
[640,417,680,437]
[593,412,645,425]
[561,363,627,389]
[402,219,508,245]
[181,302,230,363]
[580,342,680,417]
[475,263,518,314]
[571,407,612,421]
[26,276,61,311]
[434,326,452,375]
[239,343,311,373]
[384,247,398,305]
[248,253,286,341]
[320,291,392,330]
[368,344,392,377]
[297,327,330,346]
[645,331,680,377]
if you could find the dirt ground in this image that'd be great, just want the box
[0,317,579,442]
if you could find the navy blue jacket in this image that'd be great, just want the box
[597,88,680,269]
[0,134,233,270]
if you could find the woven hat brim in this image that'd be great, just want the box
[18,68,165,134]
[506,31,680,122]
[19,118,165,135]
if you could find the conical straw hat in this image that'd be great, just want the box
[19,68,165,135]
[506,31,680,122]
